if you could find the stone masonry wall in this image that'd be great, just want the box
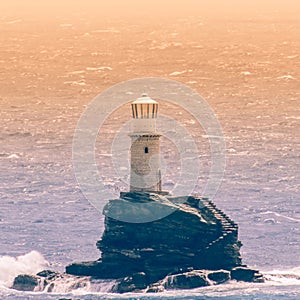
[130,134,161,191]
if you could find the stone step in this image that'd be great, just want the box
[222,229,234,233]
[204,229,237,250]
[220,222,230,227]
[222,225,235,230]
[223,227,236,232]
[200,199,239,234]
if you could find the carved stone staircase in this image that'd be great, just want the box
[199,197,239,251]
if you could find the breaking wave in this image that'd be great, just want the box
[0,251,48,287]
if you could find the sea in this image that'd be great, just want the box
[0,2,300,299]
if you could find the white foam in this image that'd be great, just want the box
[5,19,22,25]
[263,267,300,285]
[0,251,49,287]
[241,71,251,76]
[86,66,112,71]
[286,55,298,59]
[285,116,300,120]
[67,70,86,75]
[275,267,300,277]
[277,75,295,80]
[63,80,86,86]
[7,154,20,159]
[92,29,120,33]
[169,70,192,76]
[260,211,300,223]
[45,275,90,293]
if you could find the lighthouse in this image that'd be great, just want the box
[129,93,162,192]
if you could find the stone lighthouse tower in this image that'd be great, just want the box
[129,93,162,192]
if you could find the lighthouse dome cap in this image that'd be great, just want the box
[132,93,158,104]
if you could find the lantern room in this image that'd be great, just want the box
[131,93,158,133]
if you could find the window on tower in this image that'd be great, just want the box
[144,147,149,154]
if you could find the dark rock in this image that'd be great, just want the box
[66,259,132,279]
[47,282,55,292]
[164,271,209,289]
[12,274,39,291]
[253,273,265,283]
[207,270,231,284]
[36,269,58,280]
[231,266,264,282]
[146,282,165,293]
[65,192,259,292]
[131,272,148,289]
[112,272,148,293]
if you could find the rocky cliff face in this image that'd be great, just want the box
[66,192,246,287]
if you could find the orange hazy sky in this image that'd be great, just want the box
[1,0,300,19]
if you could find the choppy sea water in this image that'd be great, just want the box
[1,95,299,298]
[1,9,300,299]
